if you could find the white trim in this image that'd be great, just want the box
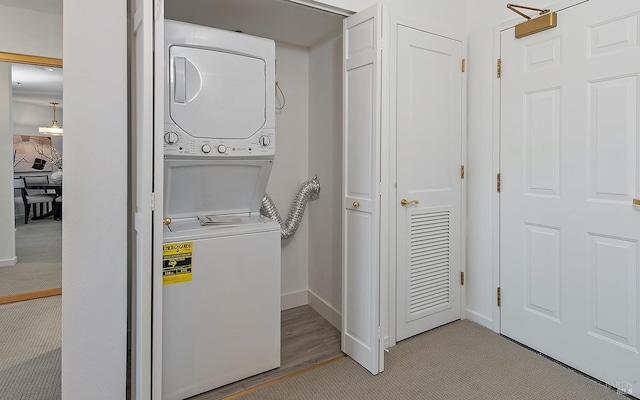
[152,1,165,398]
[380,6,392,350]
[387,11,398,349]
[281,289,308,310]
[308,289,342,331]
[284,0,353,16]
[460,33,468,323]
[0,256,17,267]
[466,309,493,329]
[491,24,502,334]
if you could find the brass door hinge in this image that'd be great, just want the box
[461,165,465,179]
[497,173,501,192]
[460,271,465,285]
[462,58,466,72]
[497,287,501,307]
[497,58,502,78]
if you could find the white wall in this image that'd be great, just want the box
[62,0,128,398]
[0,5,63,59]
[267,42,311,309]
[308,34,343,329]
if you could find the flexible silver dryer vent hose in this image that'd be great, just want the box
[260,176,320,240]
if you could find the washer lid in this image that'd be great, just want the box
[169,45,267,140]
[163,158,273,219]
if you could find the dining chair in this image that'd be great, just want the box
[53,195,62,221]
[13,178,24,215]
[14,177,54,224]
[23,174,57,211]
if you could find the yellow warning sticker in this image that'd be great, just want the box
[163,241,193,285]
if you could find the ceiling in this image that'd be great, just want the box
[165,0,345,47]
[11,63,63,107]
[0,0,62,15]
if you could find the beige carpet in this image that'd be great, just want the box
[0,219,62,296]
[241,320,626,400]
[0,296,61,400]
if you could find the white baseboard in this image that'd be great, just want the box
[308,289,341,331]
[466,309,493,330]
[281,289,308,311]
[0,256,18,267]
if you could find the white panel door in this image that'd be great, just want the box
[501,0,640,394]
[395,26,464,341]
[342,3,384,375]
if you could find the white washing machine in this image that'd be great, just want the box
[162,20,280,400]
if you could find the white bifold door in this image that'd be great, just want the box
[342,4,385,375]
[500,0,640,395]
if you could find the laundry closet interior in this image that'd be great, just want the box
[163,0,346,321]
[158,0,465,397]
[161,0,348,396]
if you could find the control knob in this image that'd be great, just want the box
[217,144,227,154]
[164,131,179,145]
[201,144,211,154]
[259,135,271,147]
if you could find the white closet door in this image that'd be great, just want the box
[342,3,384,375]
[501,0,640,394]
[395,25,463,341]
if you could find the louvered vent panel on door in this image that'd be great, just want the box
[409,211,450,315]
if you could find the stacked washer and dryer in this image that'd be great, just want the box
[161,20,280,400]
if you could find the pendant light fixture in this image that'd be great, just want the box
[39,102,63,136]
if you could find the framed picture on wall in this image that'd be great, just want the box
[13,135,53,173]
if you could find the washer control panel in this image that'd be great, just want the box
[163,123,275,157]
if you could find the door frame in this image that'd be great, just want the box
[491,0,591,334]
[147,0,352,395]
[387,13,467,347]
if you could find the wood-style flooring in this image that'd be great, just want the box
[191,305,342,400]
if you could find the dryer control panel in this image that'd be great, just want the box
[163,123,275,157]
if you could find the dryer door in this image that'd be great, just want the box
[169,45,267,140]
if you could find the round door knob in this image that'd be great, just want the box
[201,144,211,153]
[164,131,179,145]
[163,217,172,225]
[353,201,360,208]
[217,144,227,154]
